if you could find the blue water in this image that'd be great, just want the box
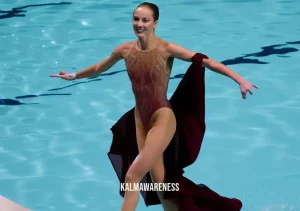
[1,0,300,210]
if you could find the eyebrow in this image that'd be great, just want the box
[133,16,149,19]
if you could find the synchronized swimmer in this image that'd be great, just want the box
[51,2,258,211]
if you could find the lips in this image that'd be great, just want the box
[136,29,145,33]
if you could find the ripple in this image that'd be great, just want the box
[85,3,129,10]
[1,0,300,210]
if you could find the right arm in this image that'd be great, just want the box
[75,44,124,79]
[50,43,125,80]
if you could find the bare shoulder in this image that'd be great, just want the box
[158,39,169,50]
[158,39,196,62]
[111,41,135,59]
[169,42,197,61]
[157,39,173,59]
[157,39,184,53]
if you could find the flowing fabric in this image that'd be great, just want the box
[107,53,242,210]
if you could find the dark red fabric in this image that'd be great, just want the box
[107,53,242,210]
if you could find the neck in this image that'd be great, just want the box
[138,34,157,50]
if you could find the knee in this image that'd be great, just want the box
[125,171,141,184]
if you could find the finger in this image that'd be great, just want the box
[242,92,246,99]
[249,89,253,95]
[50,74,63,78]
[60,70,68,74]
[253,84,259,89]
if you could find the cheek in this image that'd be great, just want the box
[145,23,153,30]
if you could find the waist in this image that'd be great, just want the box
[135,97,172,114]
[133,91,170,108]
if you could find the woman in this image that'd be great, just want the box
[51,2,258,211]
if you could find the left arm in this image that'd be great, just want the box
[202,58,246,85]
[167,42,243,84]
[167,42,259,98]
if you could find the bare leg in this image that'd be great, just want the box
[120,109,146,211]
[134,110,178,210]
[150,156,179,211]
[121,108,177,211]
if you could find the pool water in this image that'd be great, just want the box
[1,0,300,210]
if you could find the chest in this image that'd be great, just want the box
[126,52,169,76]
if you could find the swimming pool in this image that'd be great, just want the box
[1,0,299,210]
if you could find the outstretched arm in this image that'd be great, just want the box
[167,42,259,99]
[50,43,125,80]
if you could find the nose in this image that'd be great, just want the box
[137,20,143,27]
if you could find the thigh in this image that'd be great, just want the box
[128,108,176,179]
[146,107,177,155]
[134,108,147,151]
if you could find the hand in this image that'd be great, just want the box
[50,71,76,80]
[239,79,259,99]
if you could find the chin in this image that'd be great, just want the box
[136,34,145,38]
[135,33,144,38]
[134,31,147,37]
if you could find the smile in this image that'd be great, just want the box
[136,29,145,33]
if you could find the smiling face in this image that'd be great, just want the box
[132,6,157,38]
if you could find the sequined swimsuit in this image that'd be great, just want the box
[124,41,172,130]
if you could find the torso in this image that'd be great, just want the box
[121,38,174,130]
